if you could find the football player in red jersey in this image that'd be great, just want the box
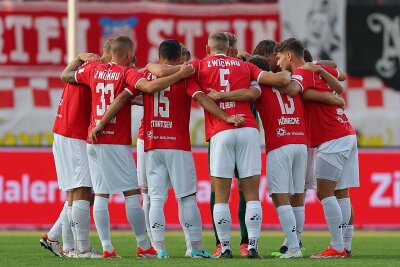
[41,40,112,258]
[190,32,291,259]
[60,36,194,259]
[275,38,359,259]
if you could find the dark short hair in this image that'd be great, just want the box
[249,55,270,72]
[274,38,304,58]
[303,48,313,62]
[159,39,181,61]
[252,40,277,57]
[224,32,237,48]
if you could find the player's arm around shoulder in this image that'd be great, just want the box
[258,70,291,88]
[301,62,344,94]
[60,53,100,83]
[135,64,194,93]
[146,63,181,77]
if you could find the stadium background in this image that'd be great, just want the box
[0,0,399,230]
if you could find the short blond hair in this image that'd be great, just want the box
[208,32,229,53]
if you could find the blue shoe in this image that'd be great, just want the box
[191,249,214,258]
[157,250,169,259]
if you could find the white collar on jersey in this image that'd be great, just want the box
[214,53,227,56]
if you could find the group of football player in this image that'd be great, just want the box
[39,31,359,260]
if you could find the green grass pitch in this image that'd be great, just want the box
[1,231,399,266]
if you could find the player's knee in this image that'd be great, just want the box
[150,197,166,208]
[180,194,197,207]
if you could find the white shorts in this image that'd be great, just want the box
[52,134,92,191]
[136,138,147,188]
[145,149,197,199]
[305,147,317,190]
[87,144,138,194]
[209,127,261,178]
[315,135,360,190]
[267,144,307,196]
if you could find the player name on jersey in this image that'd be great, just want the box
[150,120,173,129]
[93,70,121,80]
[207,59,241,67]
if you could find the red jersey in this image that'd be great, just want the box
[255,85,308,153]
[291,66,355,147]
[191,54,264,141]
[142,70,202,151]
[76,61,144,145]
[52,65,91,140]
[138,118,145,140]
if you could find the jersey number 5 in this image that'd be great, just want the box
[220,69,231,92]
[96,83,115,116]
[272,88,295,114]
[154,87,170,118]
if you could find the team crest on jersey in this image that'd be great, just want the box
[147,130,153,140]
[276,127,286,137]
[336,108,344,115]
[99,16,139,53]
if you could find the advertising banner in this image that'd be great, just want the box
[0,1,279,69]
[346,3,400,91]
[1,149,399,228]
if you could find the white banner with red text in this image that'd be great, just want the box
[0,149,399,229]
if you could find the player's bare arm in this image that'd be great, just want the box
[193,92,245,127]
[277,80,302,97]
[317,60,347,81]
[89,90,132,143]
[302,89,345,110]
[131,94,143,106]
[146,63,181,77]
[207,87,260,102]
[258,70,291,87]
[60,53,100,83]
[301,63,344,94]
[237,50,252,61]
[136,64,194,93]
[318,60,337,69]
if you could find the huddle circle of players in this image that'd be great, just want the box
[39,32,359,259]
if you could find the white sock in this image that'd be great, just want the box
[181,196,202,251]
[277,205,299,253]
[93,196,113,252]
[321,196,344,252]
[48,216,62,241]
[142,193,154,246]
[343,225,354,251]
[337,198,351,237]
[125,195,150,250]
[245,201,262,251]
[293,206,305,244]
[213,203,231,253]
[72,200,91,253]
[177,199,192,251]
[61,202,74,251]
[149,197,166,251]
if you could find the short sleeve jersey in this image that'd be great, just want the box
[291,66,355,147]
[255,84,308,153]
[52,62,92,140]
[191,54,264,141]
[142,70,202,151]
[75,61,143,144]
